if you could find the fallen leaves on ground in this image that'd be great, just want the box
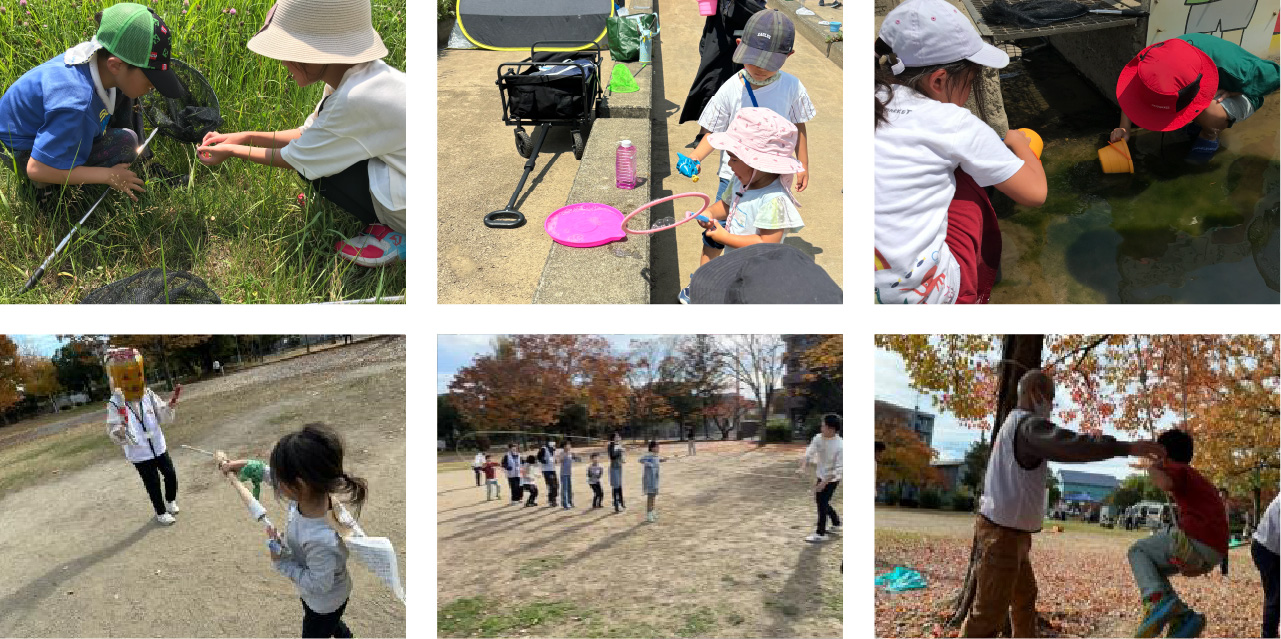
[876,524,1264,638]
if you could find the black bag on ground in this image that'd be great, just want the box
[505,52,599,120]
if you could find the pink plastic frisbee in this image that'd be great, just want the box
[621,192,713,234]
[545,203,626,247]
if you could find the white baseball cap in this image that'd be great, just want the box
[879,0,1008,74]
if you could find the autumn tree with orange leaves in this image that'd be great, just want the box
[448,335,633,438]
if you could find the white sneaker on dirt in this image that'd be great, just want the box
[804,533,828,543]
[828,525,841,534]
[155,513,176,526]
[166,500,180,515]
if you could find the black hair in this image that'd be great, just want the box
[1157,429,1194,464]
[823,414,842,433]
[875,441,886,453]
[590,452,600,459]
[269,423,367,519]
[560,439,571,448]
[875,37,985,129]
[484,453,492,459]
[507,442,518,449]
[647,440,658,452]
[524,454,537,465]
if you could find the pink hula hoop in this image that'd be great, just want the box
[620,192,712,235]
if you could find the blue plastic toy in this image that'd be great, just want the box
[676,153,700,182]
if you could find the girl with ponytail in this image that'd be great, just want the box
[221,422,368,637]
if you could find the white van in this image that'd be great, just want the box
[1132,501,1177,529]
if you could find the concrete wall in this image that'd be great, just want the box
[1146,0,1280,59]
[1048,26,1149,106]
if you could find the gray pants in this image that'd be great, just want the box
[1128,529,1223,599]
[486,479,501,500]
[560,475,573,507]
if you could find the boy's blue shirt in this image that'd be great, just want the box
[0,52,110,170]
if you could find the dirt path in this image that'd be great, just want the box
[437,441,843,638]
[0,337,407,638]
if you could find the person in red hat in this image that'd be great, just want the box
[1111,34,1278,164]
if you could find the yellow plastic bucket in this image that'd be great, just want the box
[1015,128,1043,159]
[1098,139,1134,174]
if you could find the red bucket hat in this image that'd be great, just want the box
[1116,38,1218,132]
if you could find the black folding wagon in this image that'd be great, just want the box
[486,40,604,228]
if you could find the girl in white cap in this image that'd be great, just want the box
[873,0,1045,305]
[196,0,406,268]
[682,106,806,303]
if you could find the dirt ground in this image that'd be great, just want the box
[0,337,407,638]
[875,506,1266,638]
[437,440,844,638]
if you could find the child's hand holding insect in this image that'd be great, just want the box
[196,143,236,166]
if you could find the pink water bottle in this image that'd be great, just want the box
[698,0,716,16]
[616,139,636,190]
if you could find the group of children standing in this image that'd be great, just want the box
[470,433,669,522]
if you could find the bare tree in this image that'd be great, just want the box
[724,335,786,443]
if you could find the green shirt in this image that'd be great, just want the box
[1179,33,1281,111]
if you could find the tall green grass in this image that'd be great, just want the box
[0,0,407,303]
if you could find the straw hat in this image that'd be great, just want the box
[248,0,387,65]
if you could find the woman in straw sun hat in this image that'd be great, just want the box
[196,0,406,268]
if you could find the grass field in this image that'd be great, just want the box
[0,0,406,303]
[437,441,844,639]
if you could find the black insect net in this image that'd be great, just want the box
[980,0,1089,27]
[79,268,221,304]
[140,59,223,145]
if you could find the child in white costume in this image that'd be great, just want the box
[104,347,182,526]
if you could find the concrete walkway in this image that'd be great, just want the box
[648,0,844,302]
[435,50,584,304]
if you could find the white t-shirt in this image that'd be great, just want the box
[805,434,843,482]
[1255,493,1280,555]
[698,71,815,183]
[718,177,804,252]
[874,87,1023,304]
[105,389,173,464]
[281,60,406,232]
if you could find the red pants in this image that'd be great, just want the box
[945,168,1002,304]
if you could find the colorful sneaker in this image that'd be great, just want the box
[335,224,405,267]
[1185,137,1219,165]
[1165,610,1205,638]
[1136,592,1183,638]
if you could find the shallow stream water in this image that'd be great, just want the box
[991,43,1279,303]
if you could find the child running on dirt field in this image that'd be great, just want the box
[639,441,666,523]
[608,433,627,513]
[799,414,842,543]
[0,3,188,205]
[1128,429,1227,638]
[221,423,369,639]
[587,453,605,509]
[481,454,502,502]
[195,0,406,268]
[521,455,540,507]
[874,0,1047,304]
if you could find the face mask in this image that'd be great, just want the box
[743,68,781,87]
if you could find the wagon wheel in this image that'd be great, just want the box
[515,128,533,159]
[571,129,585,161]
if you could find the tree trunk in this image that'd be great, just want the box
[947,334,1045,628]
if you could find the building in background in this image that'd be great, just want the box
[874,399,935,447]
[932,459,964,493]
[782,335,820,432]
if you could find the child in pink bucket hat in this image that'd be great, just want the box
[681,107,805,304]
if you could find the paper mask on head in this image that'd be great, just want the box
[105,347,146,402]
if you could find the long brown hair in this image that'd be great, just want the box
[874,37,984,129]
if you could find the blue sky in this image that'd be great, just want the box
[10,335,67,357]
[874,346,1175,482]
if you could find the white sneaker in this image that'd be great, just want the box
[804,533,828,543]
[155,513,176,526]
[828,525,841,534]
[166,500,180,515]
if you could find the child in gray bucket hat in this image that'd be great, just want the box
[685,9,815,203]
[196,0,405,268]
